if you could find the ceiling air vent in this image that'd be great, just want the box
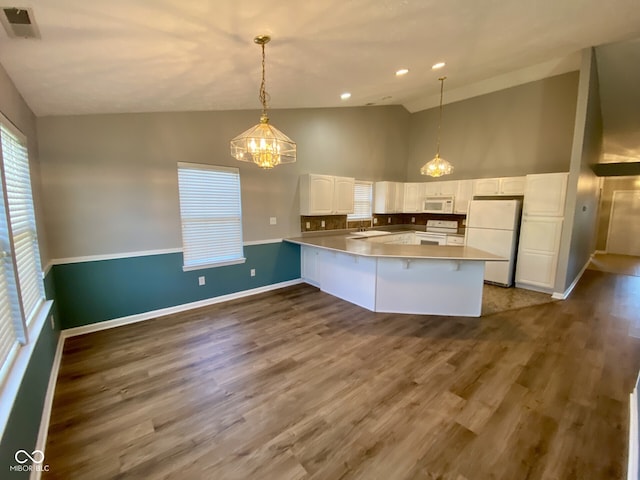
[1,7,40,39]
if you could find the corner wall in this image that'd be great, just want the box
[406,72,579,181]
[0,62,59,476]
[556,48,602,293]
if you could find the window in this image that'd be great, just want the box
[347,181,373,221]
[177,163,245,271]
[0,116,45,383]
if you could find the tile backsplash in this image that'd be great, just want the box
[301,215,347,232]
[301,213,465,232]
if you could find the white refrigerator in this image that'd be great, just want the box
[465,199,522,287]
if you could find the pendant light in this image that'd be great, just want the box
[230,35,296,169]
[420,76,453,177]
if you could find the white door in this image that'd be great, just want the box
[607,191,640,256]
[466,227,516,285]
[403,183,422,213]
[439,180,458,196]
[333,176,354,214]
[499,176,526,195]
[523,172,568,217]
[393,182,404,213]
[515,216,563,289]
[308,175,334,215]
[455,180,473,214]
[473,178,500,196]
[423,182,440,196]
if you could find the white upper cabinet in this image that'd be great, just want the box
[455,180,473,214]
[500,176,526,195]
[334,176,355,214]
[473,178,500,196]
[473,176,526,196]
[424,180,458,197]
[300,174,355,215]
[403,183,424,213]
[523,172,568,217]
[374,181,405,213]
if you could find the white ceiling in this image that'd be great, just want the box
[0,0,639,117]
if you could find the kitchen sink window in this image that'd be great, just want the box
[177,163,245,271]
[347,180,373,221]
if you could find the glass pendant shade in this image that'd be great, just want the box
[421,76,453,177]
[230,115,296,169]
[230,35,296,169]
[420,153,453,177]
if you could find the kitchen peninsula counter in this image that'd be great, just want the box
[285,234,501,261]
[285,234,504,317]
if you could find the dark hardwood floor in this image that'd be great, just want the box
[44,269,640,479]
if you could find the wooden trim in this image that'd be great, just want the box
[62,279,303,338]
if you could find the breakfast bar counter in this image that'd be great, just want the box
[285,234,504,317]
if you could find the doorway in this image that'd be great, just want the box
[607,190,640,256]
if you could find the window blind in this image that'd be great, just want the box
[177,163,245,271]
[1,124,44,325]
[347,181,373,221]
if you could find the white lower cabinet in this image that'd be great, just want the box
[301,246,320,286]
[515,216,563,289]
[318,250,377,310]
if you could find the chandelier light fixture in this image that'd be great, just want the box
[230,35,296,169]
[421,76,453,177]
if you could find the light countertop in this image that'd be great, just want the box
[285,234,505,262]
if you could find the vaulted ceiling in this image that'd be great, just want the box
[0,0,639,117]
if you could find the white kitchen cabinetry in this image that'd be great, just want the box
[473,178,500,196]
[424,180,458,197]
[455,180,473,214]
[515,217,564,289]
[403,183,424,213]
[515,172,568,291]
[500,176,526,195]
[523,172,568,217]
[301,246,321,286]
[473,176,526,196]
[300,174,355,215]
[374,181,404,213]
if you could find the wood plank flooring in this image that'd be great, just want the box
[44,270,640,479]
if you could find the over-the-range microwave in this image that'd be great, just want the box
[422,196,454,214]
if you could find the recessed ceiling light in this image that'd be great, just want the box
[395,68,409,76]
[340,92,351,100]
[432,62,446,70]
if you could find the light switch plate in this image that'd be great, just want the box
[269,217,277,225]
[198,276,205,286]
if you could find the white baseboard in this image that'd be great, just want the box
[595,249,608,255]
[629,388,639,480]
[62,278,303,338]
[30,333,65,480]
[552,254,594,300]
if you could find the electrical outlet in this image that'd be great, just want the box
[321,220,325,228]
[270,217,277,225]
[198,276,205,286]
[50,315,55,330]
[250,268,256,277]
[306,222,311,229]
[411,217,416,223]
[373,218,378,224]
[387,217,391,224]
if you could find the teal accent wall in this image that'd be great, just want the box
[52,241,301,329]
[0,271,60,478]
